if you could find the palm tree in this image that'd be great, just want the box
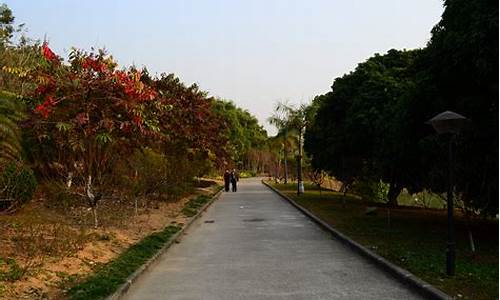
[268,101,293,184]
[286,104,309,195]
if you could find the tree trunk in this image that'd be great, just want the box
[86,175,99,228]
[387,183,402,207]
[135,198,139,216]
[283,129,288,184]
[340,182,348,209]
[297,127,304,195]
[92,205,98,229]
[464,208,476,254]
[66,172,73,188]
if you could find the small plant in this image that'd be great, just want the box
[0,257,24,281]
[55,271,80,291]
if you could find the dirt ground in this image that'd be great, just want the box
[0,184,219,300]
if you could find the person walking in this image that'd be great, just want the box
[231,169,238,192]
[223,170,230,192]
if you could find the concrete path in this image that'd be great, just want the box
[123,178,425,300]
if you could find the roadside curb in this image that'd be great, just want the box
[106,188,223,300]
[261,180,451,300]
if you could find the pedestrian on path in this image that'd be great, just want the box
[231,169,238,192]
[223,170,230,192]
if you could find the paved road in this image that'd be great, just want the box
[123,178,424,300]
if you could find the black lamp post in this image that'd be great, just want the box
[426,111,468,276]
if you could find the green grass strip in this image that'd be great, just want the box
[68,189,220,299]
[181,195,212,217]
[67,225,181,300]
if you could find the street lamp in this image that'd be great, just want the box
[426,110,468,276]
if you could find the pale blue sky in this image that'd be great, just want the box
[5,0,444,134]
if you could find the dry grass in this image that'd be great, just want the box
[0,183,220,299]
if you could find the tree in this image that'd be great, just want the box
[287,103,309,195]
[0,4,14,45]
[151,73,228,171]
[268,101,293,183]
[212,99,267,169]
[305,49,423,206]
[26,45,162,227]
[417,0,498,216]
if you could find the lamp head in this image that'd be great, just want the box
[426,111,468,134]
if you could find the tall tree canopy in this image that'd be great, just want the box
[414,0,498,214]
[305,0,498,214]
[305,49,422,205]
[212,99,267,167]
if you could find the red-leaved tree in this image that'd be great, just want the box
[28,44,166,227]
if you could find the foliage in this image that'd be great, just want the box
[126,148,172,198]
[308,169,326,191]
[123,148,199,202]
[305,49,422,205]
[0,4,14,45]
[350,179,390,203]
[414,0,499,215]
[239,170,256,178]
[150,73,227,165]
[67,225,181,300]
[21,45,168,226]
[212,99,267,167]
[0,91,25,164]
[305,0,498,215]
[267,101,306,183]
[0,162,37,211]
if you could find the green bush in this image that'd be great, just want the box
[122,148,197,202]
[239,170,256,178]
[0,162,37,210]
[350,179,389,203]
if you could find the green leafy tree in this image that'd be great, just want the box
[416,0,498,216]
[0,3,14,45]
[305,49,422,205]
[213,99,267,168]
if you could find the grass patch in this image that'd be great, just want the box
[0,258,24,282]
[67,189,219,299]
[182,195,212,217]
[67,225,181,300]
[269,182,498,300]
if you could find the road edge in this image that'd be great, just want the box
[106,188,223,300]
[261,180,452,300]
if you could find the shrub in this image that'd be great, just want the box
[239,170,256,178]
[0,162,37,211]
[350,179,389,203]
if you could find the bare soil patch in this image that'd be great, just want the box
[0,183,219,299]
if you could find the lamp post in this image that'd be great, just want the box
[426,111,468,276]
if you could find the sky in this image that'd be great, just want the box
[5,0,444,135]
